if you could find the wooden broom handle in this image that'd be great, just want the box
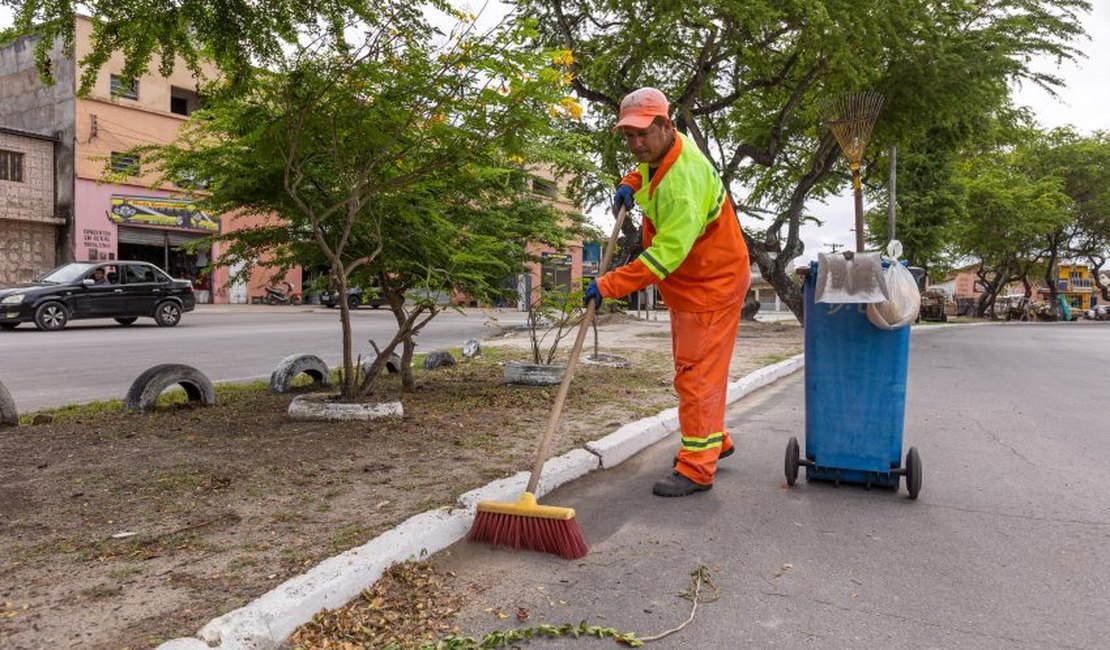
[527,205,630,494]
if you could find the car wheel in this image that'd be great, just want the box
[347,294,359,310]
[115,317,138,326]
[0,323,17,331]
[34,302,69,331]
[154,301,182,327]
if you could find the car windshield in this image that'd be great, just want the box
[36,263,95,284]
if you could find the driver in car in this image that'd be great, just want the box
[91,268,109,285]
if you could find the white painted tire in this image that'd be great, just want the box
[124,364,216,413]
[0,380,17,427]
[269,354,331,393]
[287,394,403,421]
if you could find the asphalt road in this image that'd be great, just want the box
[444,323,1110,649]
[0,304,528,412]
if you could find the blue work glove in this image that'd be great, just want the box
[612,184,634,217]
[583,279,603,310]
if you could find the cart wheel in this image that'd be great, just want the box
[785,437,800,486]
[904,447,922,499]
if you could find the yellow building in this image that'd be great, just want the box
[1043,262,1095,311]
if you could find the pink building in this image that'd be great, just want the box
[1,16,299,303]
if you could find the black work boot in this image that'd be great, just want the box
[672,445,734,467]
[652,472,712,497]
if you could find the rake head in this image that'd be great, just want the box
[819,92,884,164]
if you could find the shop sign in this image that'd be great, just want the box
[541,252,573,267]
[108,195,218,232]
[82,227,115,261]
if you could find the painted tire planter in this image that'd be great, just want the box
[287,394,404,421]
[582,354,631,368]
[503,361,566,386]
[269,354,331,393]
[124,364,216,413]
[0,380,18,427]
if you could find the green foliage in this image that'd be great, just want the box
[865,133,969,274]
[0,0,432,93]
[524,285,586,365]
[516,0,1090,317]
[138,10,585,397]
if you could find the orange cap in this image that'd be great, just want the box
[613,87,670,131]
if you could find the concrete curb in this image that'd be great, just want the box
[158,355,806,650]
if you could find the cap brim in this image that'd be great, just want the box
[611,114,657,132]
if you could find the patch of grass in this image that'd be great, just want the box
[152,468,209,494]
[226,556,257,573]
[329,524,367,552]
[413,497,444,511]
[280,546,311,567]
[20,398,125,424]
[456,431,499,451]
[82,584,122,599]
[107,565,143,581]
[757,349,803,366]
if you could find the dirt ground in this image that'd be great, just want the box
[0,314,801,650]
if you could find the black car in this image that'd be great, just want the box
[0,261,196,331]
[318,286,392,310]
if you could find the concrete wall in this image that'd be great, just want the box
[0,32,77,264]
[72,15,217,189]
[0,130,55,222]
[0,220,59,283]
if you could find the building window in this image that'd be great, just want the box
[110,152,140,175]
[531,176,559,199]
[0,149,24,182]
[170,86,203,116]
[110,75,139,100]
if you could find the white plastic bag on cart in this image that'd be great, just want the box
[866,241,920,330]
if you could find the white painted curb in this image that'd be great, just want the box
[159,356,805,650]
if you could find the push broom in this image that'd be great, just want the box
[468,204,630,560]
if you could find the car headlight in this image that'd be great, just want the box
[1,294,25,305]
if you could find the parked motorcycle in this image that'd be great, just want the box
[263,281,302,305]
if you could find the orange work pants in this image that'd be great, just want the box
[670,300,743,485]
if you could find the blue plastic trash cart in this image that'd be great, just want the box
[784,260,922,498]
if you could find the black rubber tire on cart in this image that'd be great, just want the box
[785,436,800,486]
[347,294,359,310]
[115,317,138,326]
[904,446,922,499]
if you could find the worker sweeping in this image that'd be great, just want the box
[585,87,751,497]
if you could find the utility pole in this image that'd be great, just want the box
[824,242,845,253]
[888,145,897,243]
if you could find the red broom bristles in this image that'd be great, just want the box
[468,510,588,560]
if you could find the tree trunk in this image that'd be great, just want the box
[400,339,416,391]
[336,270,357,399]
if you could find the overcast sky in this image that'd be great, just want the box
[3,1,1106,263]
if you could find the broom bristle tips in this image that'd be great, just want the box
[469,510,588,560]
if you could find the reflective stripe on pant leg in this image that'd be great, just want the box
[671,300,743,485]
